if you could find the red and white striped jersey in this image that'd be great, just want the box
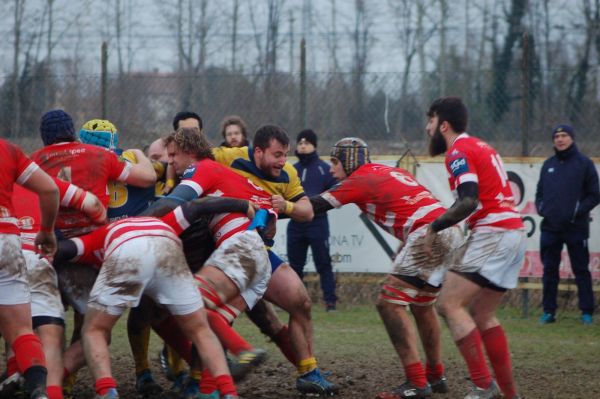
[31,142,130,234]
[321,164,446,242]
[13,178,86,251]
[0,140,40,235]
[71,217,181,268]
[179,158,272,246]
[445,133,524,231]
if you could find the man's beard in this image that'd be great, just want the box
[428,126,447,156]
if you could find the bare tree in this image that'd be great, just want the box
[11,0,26,137]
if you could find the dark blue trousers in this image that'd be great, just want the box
[287,216,337,304]
[541,230,595,315]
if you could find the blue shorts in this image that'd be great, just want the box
[268,249,285,272]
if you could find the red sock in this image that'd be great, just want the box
[215,374,237,396]
[404,362,427,388]
[12,334,46,372]
[456,328,492,389]
[207,309,252,355]
[200,368,218,394]
[47,385,64,399]
[272,325,297,365]
[426,362,444,382]
[7,356,19,376]
[482,325,517,398]
[152,316,193,364]
[95,377,116,396]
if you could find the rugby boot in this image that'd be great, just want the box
[463,380,501,399]
[0,372,23,399]
[171,371,189,392]
[197,391,219,399]
[221,395,241,399]
[94,388,119,399]
[179,376,201,399]
[428,376,449,393]
[296,367,338,395]
[376,381,432,399]
[29,387,49,399]
[135,369,163,397]
[230,349,267,381]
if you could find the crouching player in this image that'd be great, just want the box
[310,138,464,399]
[54,201,253,399]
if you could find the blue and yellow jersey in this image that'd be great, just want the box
[107,149,157,221]
[213,146,305,201]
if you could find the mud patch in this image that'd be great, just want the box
[103,254,143,297]
[0,236,26,278]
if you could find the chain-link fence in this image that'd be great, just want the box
[2,65,600,157]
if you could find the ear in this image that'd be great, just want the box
[439,120,450,133]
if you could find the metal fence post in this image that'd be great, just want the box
[520,31,530,318]
[300,38,307,129]
[101,42,108,119]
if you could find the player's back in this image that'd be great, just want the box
[325,163,444,241]
[447,134,523,230]
[32,142,129,235]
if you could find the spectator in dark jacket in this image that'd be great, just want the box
[535,124,600,325]
[287,129,339,310]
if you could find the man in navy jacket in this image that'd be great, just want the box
[535,124,600,325]
[287,130,339,310]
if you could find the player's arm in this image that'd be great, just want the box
[141,183,199,217]
[271,194,313,222]
[22,168,59,256]
[310,195,335,215]
[123,149,157,188]
[54,177,107,224]
[161,197,255,234]
[430,182,479,232]
[423,182,478,257]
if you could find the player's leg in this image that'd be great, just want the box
[375,275,432,399]
[0,236,49,399]
[264,262,338,395]
[81,307,121,398]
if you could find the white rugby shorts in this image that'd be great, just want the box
[392,225,464,287]
[23,249,64,319]
[0,234,30,305]
[88,235,203,316]
[204,230,271,309]
[454,229,527,289]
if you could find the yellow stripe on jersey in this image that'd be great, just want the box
[213,146,305,200]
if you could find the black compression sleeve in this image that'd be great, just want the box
[310,195,334,215]
[179,197,249,223]
[430,182,479,232]
[53,240,78,265]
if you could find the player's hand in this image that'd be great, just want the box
[35,230,57,259]
[271,195,286,213]
[247,202,259,219]
[423,224,436,259]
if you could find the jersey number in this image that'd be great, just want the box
[490,154,508,187]
[389,171,418,186]
[108,181,128,208]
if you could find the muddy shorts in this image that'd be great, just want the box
[88,236,203,316]
[0,234,30,305]
[454,229,526,289]
[23,249,64,319]
[392,225,464,287]
[205,230,271,309]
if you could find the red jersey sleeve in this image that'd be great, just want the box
[178,159,219,197]
[106,151,131,182]
[72,225,108,261]
[320,176,369,208]
[12,144,39,186]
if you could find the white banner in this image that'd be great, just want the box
[272,158,600,279]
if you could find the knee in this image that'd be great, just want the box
[293,292,312,316]
[435,300,450,319]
